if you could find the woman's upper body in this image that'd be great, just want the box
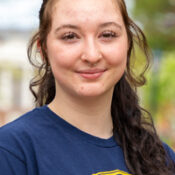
[1,0,175,175]
[0,106,174,175]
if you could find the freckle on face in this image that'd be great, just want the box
[81,86,84,91]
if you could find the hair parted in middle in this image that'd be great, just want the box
[28,0,150,106]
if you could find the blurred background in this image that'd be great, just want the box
[0,0,174,149]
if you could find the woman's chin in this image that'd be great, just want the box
[75,85,112,99]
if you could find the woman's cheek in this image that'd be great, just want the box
[104,47,128,66]
[49,51,74,68]
[50,44,81,68]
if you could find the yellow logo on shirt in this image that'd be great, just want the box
[92,169,131,175]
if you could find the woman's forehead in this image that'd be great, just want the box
[51,0,123,24]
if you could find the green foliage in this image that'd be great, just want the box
[132,0,175,149]
[142,52,175,114]
[158,52,175,104]
[133,0,175,51]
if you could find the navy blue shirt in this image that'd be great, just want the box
[0,106,174,175]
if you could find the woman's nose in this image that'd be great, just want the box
[81,38,102,64]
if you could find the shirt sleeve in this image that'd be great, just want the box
[163,143,175,163]
[0,147,27,175]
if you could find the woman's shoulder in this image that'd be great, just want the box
[0,106,51,139]
[0,106,45,134]
[0,106,48,159]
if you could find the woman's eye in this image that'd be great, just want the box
[100,31,117,39]
[61,32,79,41]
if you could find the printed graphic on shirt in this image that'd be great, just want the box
[92,169,131,175]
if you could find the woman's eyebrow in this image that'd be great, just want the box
[54,24,80,33]
[99,22,122,29]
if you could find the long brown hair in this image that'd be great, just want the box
[27,0,175,174]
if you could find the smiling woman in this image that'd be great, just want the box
[0,0,175,175]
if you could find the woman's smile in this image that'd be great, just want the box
[75,68,107,80]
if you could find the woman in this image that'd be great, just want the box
[0,0,174,174]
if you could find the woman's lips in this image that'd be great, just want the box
[76,69,106,80]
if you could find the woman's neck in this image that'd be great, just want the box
[48,88,114,139]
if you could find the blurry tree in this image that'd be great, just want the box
[132,1,175,148]
[142,53,175,148]
[142,52,175,111]
[132,0,175,116]
[133,0,175,51]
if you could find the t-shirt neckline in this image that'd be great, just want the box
[40,105,118,148]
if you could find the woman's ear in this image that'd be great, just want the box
[37,39,42,53]
[36,39,45,61]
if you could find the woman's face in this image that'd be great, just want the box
[46,0,128,98]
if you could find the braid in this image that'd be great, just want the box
[112,76,175,175]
